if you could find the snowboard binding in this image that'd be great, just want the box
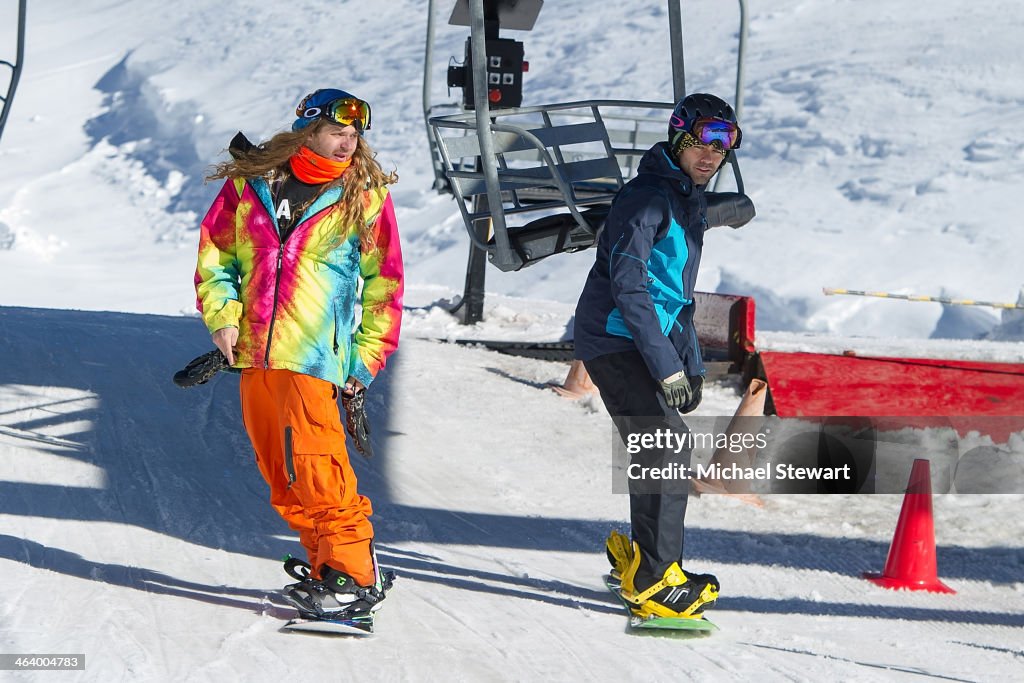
[283,555,314,582]
[173,348,229,387]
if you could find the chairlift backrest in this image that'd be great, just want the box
[430,99,675,271]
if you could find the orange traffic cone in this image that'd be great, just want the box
[864,458,955,593]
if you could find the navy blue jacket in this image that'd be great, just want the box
[574,142,709,382]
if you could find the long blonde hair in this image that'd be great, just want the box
[206,119,398,245]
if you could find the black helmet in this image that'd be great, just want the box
[668,93,740,150]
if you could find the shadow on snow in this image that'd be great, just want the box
[0,307,1020,627]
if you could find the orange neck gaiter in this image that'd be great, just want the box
[289,146,351,184]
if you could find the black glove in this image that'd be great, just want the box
[341,389,374,458]
[659,372,693,410]
[679,375,703,414]
[173,349,228,388]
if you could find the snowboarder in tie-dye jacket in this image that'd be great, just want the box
[193,88,401,620]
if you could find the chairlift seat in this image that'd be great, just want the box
[491,205,610,269]
[706,192,756,229]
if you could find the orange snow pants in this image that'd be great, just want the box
[239,368,375,585]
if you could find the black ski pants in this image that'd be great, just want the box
[584,349,691,584]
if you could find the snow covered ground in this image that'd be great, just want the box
[3,308,1022,681]
[1,1,1022,680]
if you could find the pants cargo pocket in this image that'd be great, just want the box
[285,373,345,455]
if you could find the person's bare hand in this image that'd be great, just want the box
[342,376,365,397]
[212,327,238,365]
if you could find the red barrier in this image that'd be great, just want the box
[758,351,1024,441]
[694,292,757,369]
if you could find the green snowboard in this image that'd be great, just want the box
[603,575,718,632]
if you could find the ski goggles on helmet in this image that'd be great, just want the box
[690,117,742,150]
[296,96,372,132]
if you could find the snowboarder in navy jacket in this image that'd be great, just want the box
[574,93,746,621]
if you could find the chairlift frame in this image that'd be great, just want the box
[423,0,749,322]
[0,0,27,143]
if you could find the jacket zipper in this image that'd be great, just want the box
[263,242,285,368]
[699,189,709,232]
[262,178,330,369]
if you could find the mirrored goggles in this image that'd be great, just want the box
[299,97,372,132]
[691,117,741,150]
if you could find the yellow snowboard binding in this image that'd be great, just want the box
[619,541,719,620]
[605,529,634,580]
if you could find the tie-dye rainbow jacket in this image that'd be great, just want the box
[194,177,403,388]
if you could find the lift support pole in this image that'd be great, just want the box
[0,0,27,143]
[668,0,685,102]
[460,0,512,324]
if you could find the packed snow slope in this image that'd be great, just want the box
[1,307,1023,682]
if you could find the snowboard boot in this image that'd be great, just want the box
[285,553,391,619]
[620,541,719,620]
[605,529,634,580]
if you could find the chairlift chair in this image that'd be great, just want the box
[423,0,751,321]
